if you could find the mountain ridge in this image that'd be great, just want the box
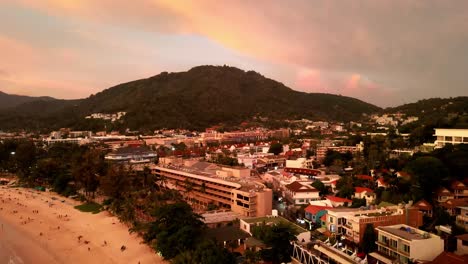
[5,65,451,132]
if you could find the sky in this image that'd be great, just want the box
[1,1,467,107]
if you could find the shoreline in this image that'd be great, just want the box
[0,186,165,264]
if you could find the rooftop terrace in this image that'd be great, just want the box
[377,225,434,241]
[242,216,308,234]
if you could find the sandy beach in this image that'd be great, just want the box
[0,185,166,264]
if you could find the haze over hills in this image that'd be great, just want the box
[0,65,466,132]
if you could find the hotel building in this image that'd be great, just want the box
[151,160,272,217]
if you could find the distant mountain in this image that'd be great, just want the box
[0,66,381,132]
[0,91,56,109]
[385,97,468,118]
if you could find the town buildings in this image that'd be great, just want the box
[456,207,468,231]
[434,128,468,148]
[240,216,310,243]
[372,224,444,263]
[151,160,272,217]
[316,142,364,162]
[104,146,157,163]
[325,206,423,244]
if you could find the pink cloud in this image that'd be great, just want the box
[296,69,397,106]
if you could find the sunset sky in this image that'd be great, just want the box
[1,1,467,107]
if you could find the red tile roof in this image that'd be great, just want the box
[356,175,373,181]
[456,233,468,242]
[377,177,388,186]
[355,187,374,193]
[442,198,468,209]
[320,214,327,221]
[325,195,352,203]
[305,205,332,215]
[413,199,433,210]
[397,171,410,178]
[436,187,454,196]
[285,181,319,193]
[428,252,468,264]
[451,180,468,190]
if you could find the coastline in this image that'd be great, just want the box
[0,186,165,264]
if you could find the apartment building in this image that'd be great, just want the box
[434,128,468,148]
[372,224,444,264]
[456,206,468,231]
[316,142,364,162]
[326,206,423,244]
[151,161,272,217]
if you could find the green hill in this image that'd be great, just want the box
[0,65,381,132]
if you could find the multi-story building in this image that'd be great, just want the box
[326,206,423,245]
[285,158,313,169]
[456,206,468,231]
[372,224,444,263]
[316,142,364,162]
[151,161,272,217]
[434,128,468,148]
[104,146,157,163]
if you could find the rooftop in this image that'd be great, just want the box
[242,216,308,234]
[202,210,242,224]
[156,163,267,192]
[377,224,436,241]
[429,252,468,264]
[285,181,318,193]
[204,226,250,242]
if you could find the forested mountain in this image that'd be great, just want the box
[0,91,56,109]
[385,97,468,119]
[0,66,381,132]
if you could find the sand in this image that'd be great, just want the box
[0,185,166,264]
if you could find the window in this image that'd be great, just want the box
[402,244,410,253]
[330,217,333,223]
[463,240,468,246]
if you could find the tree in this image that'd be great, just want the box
[144,202,204,259]
[100,165,130,200]
[14,140,37,180]
[351,198,366,208]
[268,143,283,155]
[72,148,106,198]
[323,150,342,167]
[311,180,328,196]
[404,156,448,202]
[172,239,236,264]
[361,224,377,253]
[252,222,298,264]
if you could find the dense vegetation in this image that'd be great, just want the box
[0,66,380,132]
